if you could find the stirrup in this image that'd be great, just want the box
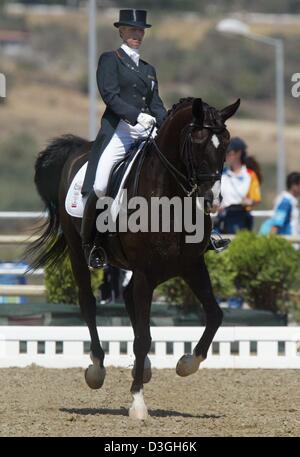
[88,245,108,271]
[210,231,231,253]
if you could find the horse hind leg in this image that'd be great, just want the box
[66,228,106,389]
[177,257,223,377]
[123,277,152,384]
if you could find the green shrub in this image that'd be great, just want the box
[155,248,236,311]
[156,277,199,310]
[205,249,236,299]
[227,231,300,313]
[45,254,103,305]
[155,232,300,318]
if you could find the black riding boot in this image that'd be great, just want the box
[81,190,106,270]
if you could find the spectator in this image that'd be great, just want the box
[216,137,262,234]
[99,265,122,304]
[260,172,300,236]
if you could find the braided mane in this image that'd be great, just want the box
[166,97,194,117]
[155,97,194,135]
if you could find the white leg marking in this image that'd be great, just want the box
[129,389,148,421]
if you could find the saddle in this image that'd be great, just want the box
[65,137,150,219]
[106,136,149,200]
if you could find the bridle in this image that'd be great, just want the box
[180,122,224,186]
[148,117,227,197]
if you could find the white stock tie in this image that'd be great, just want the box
[129,51,139,67]
[121,43,140,67]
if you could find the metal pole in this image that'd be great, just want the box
[275,39,286,194]
[217,24,286,194]
[244,34,286,194]
[88,0,98,140]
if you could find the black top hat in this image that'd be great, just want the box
[114,9,152,29]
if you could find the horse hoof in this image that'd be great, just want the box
[85,353,106,389]
[131,356,152,384]
[129,390,148,421]
[85,365,106,389]
[176,352,204,377]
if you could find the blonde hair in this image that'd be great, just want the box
[119,26,126,39]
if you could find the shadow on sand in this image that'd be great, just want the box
[60,407,224,420]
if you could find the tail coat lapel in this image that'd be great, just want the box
[116,47,151,88]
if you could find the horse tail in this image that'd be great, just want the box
[25,134,90,271]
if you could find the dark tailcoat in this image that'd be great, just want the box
[81,47,167,196]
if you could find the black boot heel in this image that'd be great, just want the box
[207,230,231,253]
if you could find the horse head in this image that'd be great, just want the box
[180,97,240,214]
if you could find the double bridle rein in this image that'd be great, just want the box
[148,120,226,197]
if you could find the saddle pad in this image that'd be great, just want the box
[65,141,145,219]
[65,162,87,218]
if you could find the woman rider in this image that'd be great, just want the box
[80,9,167,269]
[80,9,229,269]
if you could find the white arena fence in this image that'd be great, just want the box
[0,326,299,369]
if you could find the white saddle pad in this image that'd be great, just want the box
[65,142,145,220]
[65,162,87,218]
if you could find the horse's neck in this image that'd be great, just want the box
[140,110,191,198]
[155,109,191,168]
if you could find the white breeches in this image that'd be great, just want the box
[93,119,157,198]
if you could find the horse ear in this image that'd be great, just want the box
[192,98,204,127]
[220,98,241,122]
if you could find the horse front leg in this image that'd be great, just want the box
[123,276,152,384]
[128,270,154,420]
[177,256,223,377]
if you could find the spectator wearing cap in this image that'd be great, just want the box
[216,137,262,234]
[260,172,300,236]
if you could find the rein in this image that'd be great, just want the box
[151,139,195,196]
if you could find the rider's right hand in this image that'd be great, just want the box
[137,113,156,130]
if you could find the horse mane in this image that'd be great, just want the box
[166,97,195,117]
[156,97,195,135]
[158,97,223,137]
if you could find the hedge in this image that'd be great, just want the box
[44,232,300,322]
[45,255,103,305]
[156,231,300,320]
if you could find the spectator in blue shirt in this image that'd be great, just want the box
[260,172,300,235]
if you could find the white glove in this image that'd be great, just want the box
[137,113,156,130]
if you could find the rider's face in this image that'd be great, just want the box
[120,26,145,49]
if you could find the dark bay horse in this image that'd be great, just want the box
[27,97,240,420]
